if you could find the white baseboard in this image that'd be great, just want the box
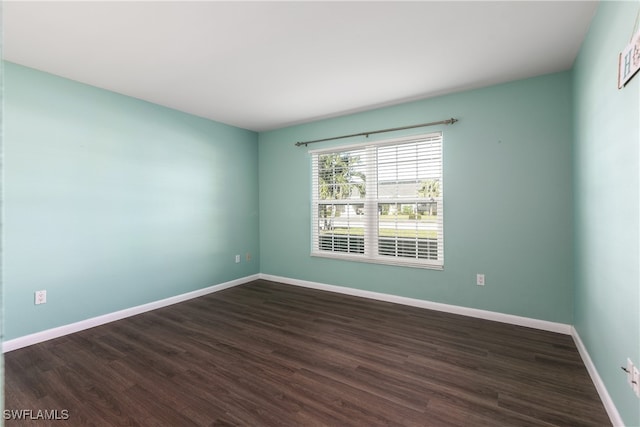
[259,273,572,335]
[571,327,625,427]
[2,274,260,353]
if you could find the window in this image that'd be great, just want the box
[311,132,443,269]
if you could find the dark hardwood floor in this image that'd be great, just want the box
[5,279,610,426]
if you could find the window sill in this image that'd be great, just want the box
[311,251,444,270]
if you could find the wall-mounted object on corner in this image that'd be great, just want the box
[618,28,640,89]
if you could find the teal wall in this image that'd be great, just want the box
[259,72,574,324]
[0,1,4,412]
[573,2,640,425]
[3,62,260,340]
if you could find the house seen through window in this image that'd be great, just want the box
[311,132,444,269]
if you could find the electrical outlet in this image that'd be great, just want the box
[476,274,485,286]
[35,290,47,305]
[235,254,240,264]
[632,365,640,397]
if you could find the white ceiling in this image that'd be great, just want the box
[3,1,598,132]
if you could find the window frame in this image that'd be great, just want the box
[310,132,444,270]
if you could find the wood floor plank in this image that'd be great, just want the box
[4,279,611,426]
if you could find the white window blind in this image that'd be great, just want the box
[311,132,444,269]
